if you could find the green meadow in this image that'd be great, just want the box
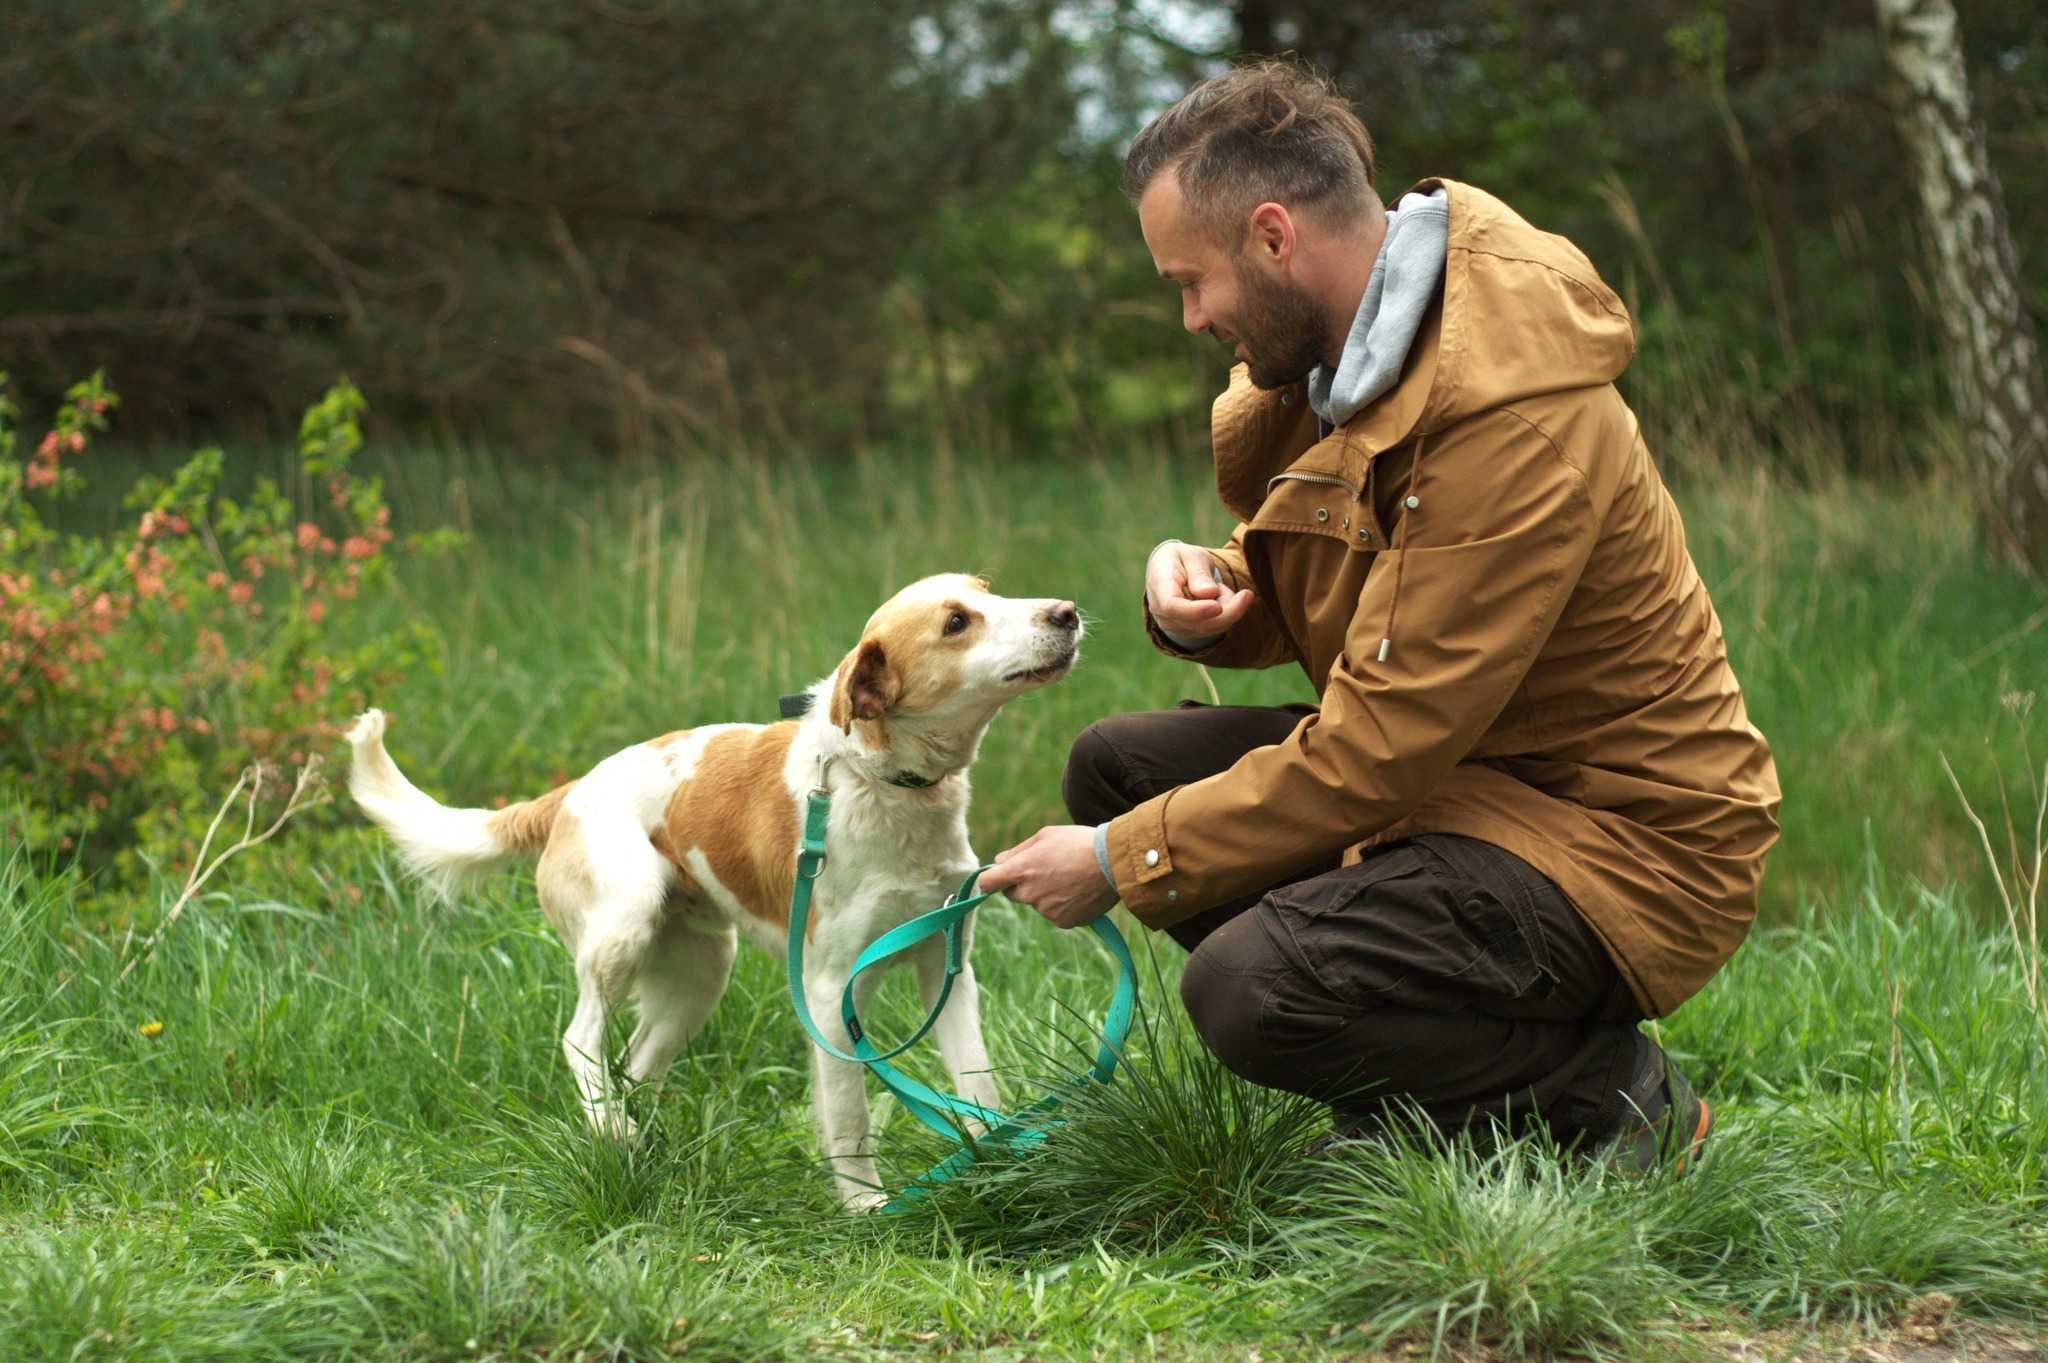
[4,440,2045,1361]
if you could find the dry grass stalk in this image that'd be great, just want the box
[1939,695,2045,1023]
[116,758,330,984]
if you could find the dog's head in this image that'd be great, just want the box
[827,574,1081,733]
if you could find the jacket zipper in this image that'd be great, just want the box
[1267,470,1359,496]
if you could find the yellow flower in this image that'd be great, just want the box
[139,1021,164,1038]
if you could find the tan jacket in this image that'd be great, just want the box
[1105,179,1781,1017]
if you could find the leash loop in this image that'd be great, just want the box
[785,788,1136,1209]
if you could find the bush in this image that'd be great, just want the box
[0,371,453,894]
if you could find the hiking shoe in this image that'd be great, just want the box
[1605,1057,1712,1177]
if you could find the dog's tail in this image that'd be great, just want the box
[345,708,571,898]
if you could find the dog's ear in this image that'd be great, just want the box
[828,639,899,733]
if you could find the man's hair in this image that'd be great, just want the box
[1122,57,1377,247]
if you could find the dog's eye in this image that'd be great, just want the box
[943,611,969,636]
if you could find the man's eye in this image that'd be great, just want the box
[944,612,969,636]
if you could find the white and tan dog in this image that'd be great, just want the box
[345,573,1082,1210]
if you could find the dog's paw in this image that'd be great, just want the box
[582,1103,639,1145]
[344,708,387,747]
[840,1188,890,1215]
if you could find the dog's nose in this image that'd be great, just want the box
[1045,601,1079,632]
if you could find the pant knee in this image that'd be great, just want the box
[1179,921,1286,1087]
[1061,719,1136,824]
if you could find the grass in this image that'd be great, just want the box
[5,437,2046,1360]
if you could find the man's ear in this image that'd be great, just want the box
[827,639,898,733]
[1246,200,1295,265]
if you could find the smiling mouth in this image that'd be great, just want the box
[1003,650,1076,684]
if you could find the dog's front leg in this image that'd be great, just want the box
[915,940,1001,1124]
[804,969,888,1213]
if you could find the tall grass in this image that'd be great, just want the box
[3,440,2044,1360]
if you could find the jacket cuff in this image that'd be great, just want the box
[1156,618,1222,653]
[1104,795,1191,928]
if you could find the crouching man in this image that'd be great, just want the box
[977,59,1781,1170]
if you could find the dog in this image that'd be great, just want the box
[345,573,1082,1209]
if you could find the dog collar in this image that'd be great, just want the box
[779,691,938,789]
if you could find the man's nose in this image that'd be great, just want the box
[1182,296,1208,336]
[1043,601,1079,632]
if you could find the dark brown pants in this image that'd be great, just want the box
[1064,703,1660,1147]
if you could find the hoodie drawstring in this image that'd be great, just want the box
[1377,432,1428,663]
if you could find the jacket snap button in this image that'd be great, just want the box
[1279,391,1293,406]
[1404,495,1420,510]
[1144,848,1160,867]
[1315,507,1329,523]
[1167,890,1179,902]
[1357,529,1371,542]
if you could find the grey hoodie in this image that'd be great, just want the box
[1307,187,1450,431]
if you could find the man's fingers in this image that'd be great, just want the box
[1214,586,1257,627]
[1148,542,1225,610]
[976,864,1019,895]
[1153,597,1225,631]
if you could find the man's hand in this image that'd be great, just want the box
[1146,541,1257,643]
[977,825,1118,929]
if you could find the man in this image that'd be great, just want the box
[976,58,1780,1169]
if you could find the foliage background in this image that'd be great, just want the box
[5,6,2048,1359]
[3,1,2042,467]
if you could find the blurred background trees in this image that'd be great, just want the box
[2,0,2042,478]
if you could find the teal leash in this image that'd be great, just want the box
[785,779,1137,1210]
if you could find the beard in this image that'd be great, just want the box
[1228,265,1329,390]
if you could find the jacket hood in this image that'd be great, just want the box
[1212,179,1637,522]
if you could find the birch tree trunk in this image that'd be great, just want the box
[1875,0,2048,576]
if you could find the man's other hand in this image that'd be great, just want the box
[977,825,1118,929]
[1146,540,1257,642]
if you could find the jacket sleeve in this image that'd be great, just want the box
[1140,522,1299,671]
[1106,412,1601,925]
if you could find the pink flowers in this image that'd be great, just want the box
[7,373,430,879]
[22,428,79,493]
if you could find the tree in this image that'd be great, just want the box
[0,1,1080,449]
[1877,0,2048,574]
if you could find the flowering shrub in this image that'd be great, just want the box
[1,371,453,887]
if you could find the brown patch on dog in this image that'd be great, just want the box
[656,723,800,928]
[827,592,979,733]
[484,781,575,852]
[828,640,899,732]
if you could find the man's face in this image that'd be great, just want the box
[1139,171,1328,390]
